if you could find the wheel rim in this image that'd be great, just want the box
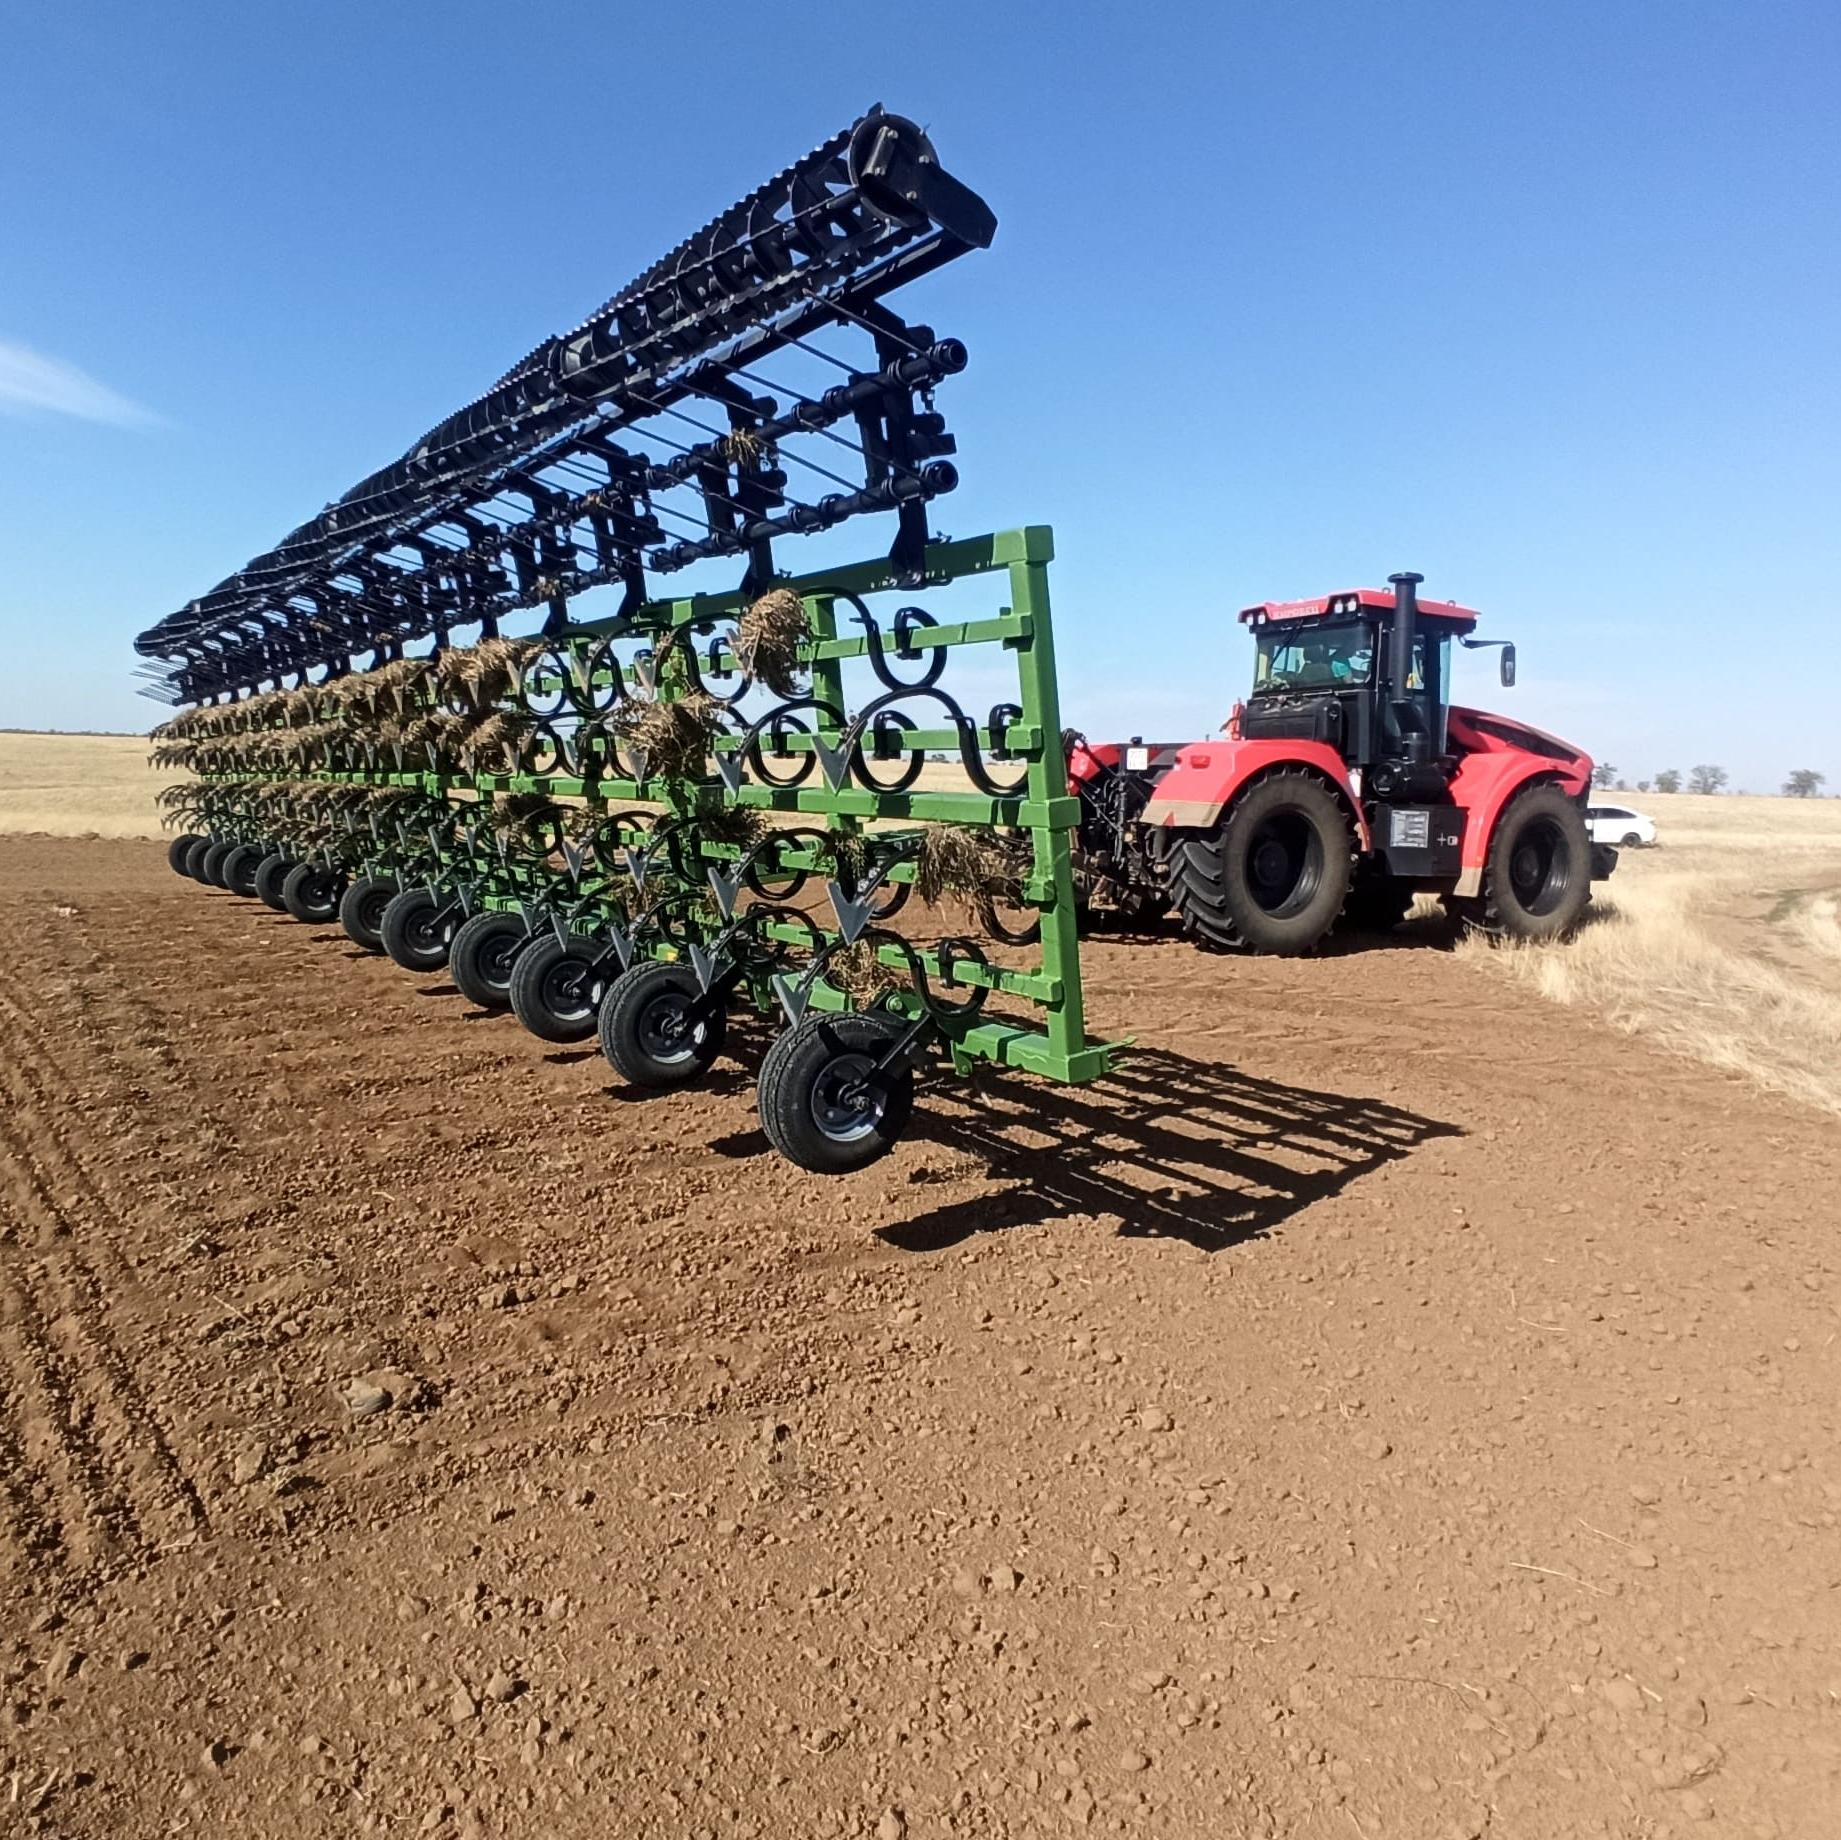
[305,872,337,912]
[1509,817,1574,915]
[809,1051,887,1144]
[637,989,702,1066]
[482,931,522,986]
[542,957,597,1022]
[1244,811,1322,917]
[360,889,392,932]
[409,907,445,952]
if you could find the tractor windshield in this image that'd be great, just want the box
[1253,621,1452,705]
[1253,622,1375,692]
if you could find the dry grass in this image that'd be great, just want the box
[0,731,171,839]
[1457,793,1841,1117]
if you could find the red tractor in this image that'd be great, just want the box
[1068,571,1613,954]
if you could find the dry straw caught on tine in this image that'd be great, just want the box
[436,637,542,711]
[916,824,1030,932]
[736,589,811,699]
[824,939,903,1003]
[611,691,723,780]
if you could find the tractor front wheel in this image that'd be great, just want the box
[1479,785,1592,942]
[1163,771,1354,955]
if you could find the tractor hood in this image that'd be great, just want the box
[1446,705,1593,786]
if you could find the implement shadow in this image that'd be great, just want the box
[884,1046,1460,1254]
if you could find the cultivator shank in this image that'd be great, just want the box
[141,109,1116,1172]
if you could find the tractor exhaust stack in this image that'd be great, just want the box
[1387,570,1425,763]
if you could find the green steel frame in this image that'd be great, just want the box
[165,526,1118,1129]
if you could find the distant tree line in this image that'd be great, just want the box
[1588,762,1827,797]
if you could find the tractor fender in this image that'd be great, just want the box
[1140,739,1371,849]
[1445,706,1594,896]
[1447,758,1574,895]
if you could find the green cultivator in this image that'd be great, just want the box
[139,109,1116,1172]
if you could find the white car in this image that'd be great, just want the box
[1587,802,1657,848]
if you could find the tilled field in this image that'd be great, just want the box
[2,836,1837,1838]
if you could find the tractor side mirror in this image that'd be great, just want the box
[1499,644,1517,689]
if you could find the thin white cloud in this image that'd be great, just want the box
[0,336,158,427]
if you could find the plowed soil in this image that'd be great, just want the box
[2,836,1837,1839]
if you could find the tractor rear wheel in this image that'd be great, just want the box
[253,854,293,910]
[448,911,529,1011]
[508,933,608,1043]
[379,888,454,972]
[1480,784,1591,941]
[338,876,397,953]
[1163,771,1354,955]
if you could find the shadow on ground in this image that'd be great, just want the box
[883,1045,1460,1254]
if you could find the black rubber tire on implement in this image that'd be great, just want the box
[184,836,216,882]
[252,854,293,911]
[221,843,264,898]
[199,840,236,887]
[379,887,453,973]
[508,932,609,1043]
[168,833,203,876]
[756,1010,915,1175]
[281,862,345,925]
[598,961,727,1089]
[337,876,397,953]
[1163,770,1355,955]
[1340,876,1416,935]
[448,911,530,1012]
[1479,784,1592,942]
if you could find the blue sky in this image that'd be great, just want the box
[2,1,1836,790]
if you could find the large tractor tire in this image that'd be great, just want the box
[1163,771,1355,955]
[1478,784,1592,942]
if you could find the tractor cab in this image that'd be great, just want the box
[1238,576,1506,802]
